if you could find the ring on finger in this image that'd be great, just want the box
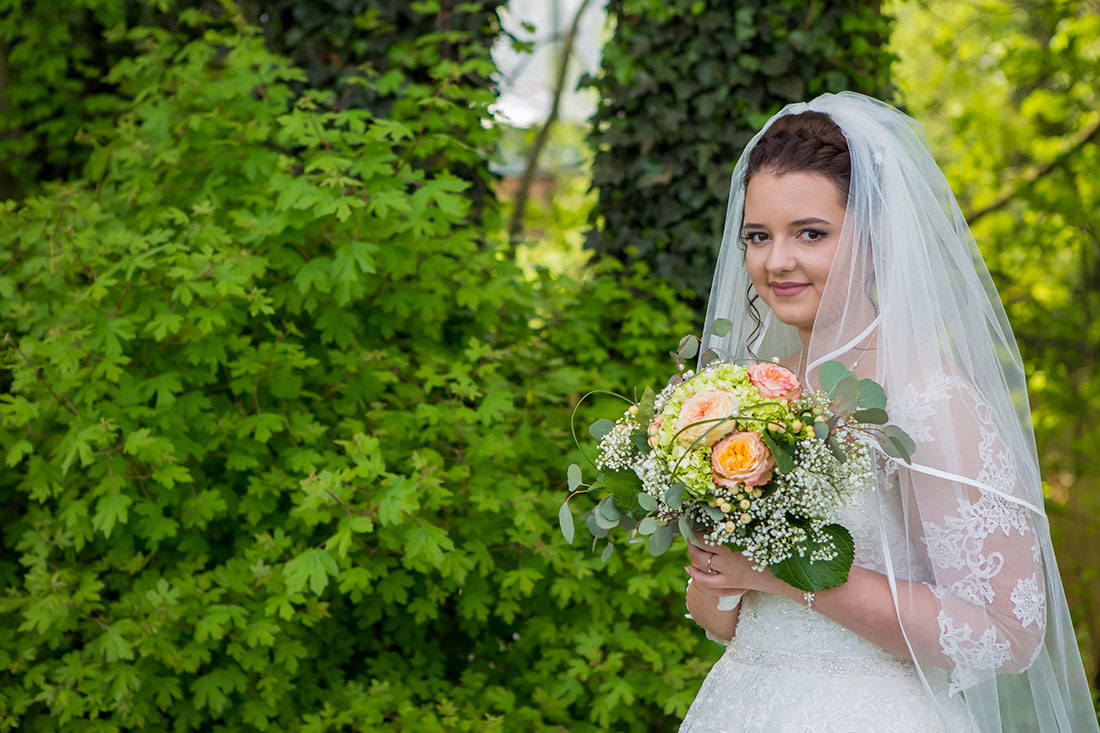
[706,555,715,574]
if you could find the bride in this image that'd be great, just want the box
[678,93,1098,732]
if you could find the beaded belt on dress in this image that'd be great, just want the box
[725,634,919,679]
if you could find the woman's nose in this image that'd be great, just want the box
[765,237,797,273]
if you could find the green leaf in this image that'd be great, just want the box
[710,318,732,337]
[636,492,658,512]
[818,361,852,396]
[648,524,673,556]
[589,419,615,440]
[637,516,658,535]
[664,483,684,511]
[586,513,609,539]
[679,514,706,549]
[768,523,855,592]
[600,541,615,563]
[559,503,575,545]
[591,469,646,519]
[813,420,830,440]
[567,463,582,491]
[760,431,795,474]
[283,548,339,596]
[599,495,620,521]
[858,379,887,410]
[637,386,656,427]
[833,375,860,415]
[677,335,698,359]
[92,493,133,538]
[853,408,888,424]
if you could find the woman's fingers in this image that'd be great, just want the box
[686,565,745,596]
[685,537,716,573]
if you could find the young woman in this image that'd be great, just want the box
[678,92,1098,732]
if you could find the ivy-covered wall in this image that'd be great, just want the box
[582,0,895,301]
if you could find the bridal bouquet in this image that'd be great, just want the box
[558,319,916,593]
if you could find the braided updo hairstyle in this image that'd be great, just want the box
[739,111,853,352]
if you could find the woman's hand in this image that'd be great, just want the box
[684,531,779,597]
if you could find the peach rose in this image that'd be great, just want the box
[672,389,739,447]
[748,362,802,402]
[647,414,665,447]
[711,431,775,488]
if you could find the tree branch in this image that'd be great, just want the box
[507,0,596,245]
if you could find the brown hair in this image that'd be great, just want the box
[744,111,851,206]
[740,111,851,353]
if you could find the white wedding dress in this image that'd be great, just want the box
[680,450,980,732]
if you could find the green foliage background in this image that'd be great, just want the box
[580,0,895,300]
[0,0,1097,729]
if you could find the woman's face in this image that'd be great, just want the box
[742,171,846,337]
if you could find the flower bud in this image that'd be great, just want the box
[791,420,803,432]
[805,426,815,438]
[724,521,737,532]
[739,513,752,524]
[739,499,751,510]
[720,502,732,513]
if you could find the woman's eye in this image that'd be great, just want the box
[802,229,826,242]
[741,232,767,245]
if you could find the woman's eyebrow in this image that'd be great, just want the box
[742,217,832,228]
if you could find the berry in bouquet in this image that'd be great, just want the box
[558,318,916,594]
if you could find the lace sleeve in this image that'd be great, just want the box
[888,370,1045,695]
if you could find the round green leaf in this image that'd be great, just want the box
[648,525,673,556]
[818,361,852,397]
[858,379,887,410]
[637,492,658,512]
[638,516,658,535]
[558,503,574,544]
[677,335,699,359]
[589,419,615,440]
[567,463,582,490]
[710,318,732,337]
[601,541,615,563]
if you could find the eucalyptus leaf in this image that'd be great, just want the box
[813,420,830,441]
[819,361,852,397]
[586,513,609,539]
[858,379,887,410]
[702,504,724,522]
[597,496,620,522]
[852,408,888,425]
[679,514,706,549]
[826,434,847,463]
[588,419,615,440]
[637,492,658,512]
[567,463,582,491]
[664,483,684,511]
[710,318,732,337]
[877,434,905,460]
[768,524,854,592]
[881,425,916,457]
[619,515,638,533]
[630,430,651,454]
[594,511,619,530]
[677,335,699,359]
[700,348,721,367]
[558,503,574,544]
[638,516,658,536]
[601,541,615,563]
[648,525,673,556]
[833,375,860,415]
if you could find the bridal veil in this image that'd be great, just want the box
[698,91,1098,731]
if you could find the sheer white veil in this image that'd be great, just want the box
[699,91,1098,731]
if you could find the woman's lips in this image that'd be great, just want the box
[770,283,811,296]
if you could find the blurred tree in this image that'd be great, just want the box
[581,0,896,302]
